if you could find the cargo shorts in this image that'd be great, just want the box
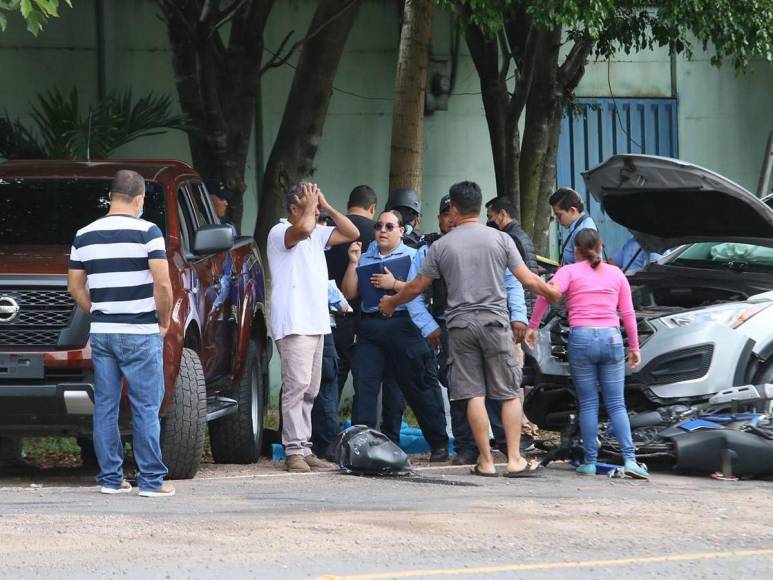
[446,311,522,401]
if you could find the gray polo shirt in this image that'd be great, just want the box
[420,222,524,326]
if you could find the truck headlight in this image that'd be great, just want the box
[660,303,770,329]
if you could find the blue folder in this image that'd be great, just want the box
[356,255,412,311]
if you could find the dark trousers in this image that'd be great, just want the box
[352,313,448,450]
[310,333,340,459]
[332,313,357,397]
[438,321,506,455]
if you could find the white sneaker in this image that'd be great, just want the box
[100,480,132,495]
[138,482,176,497]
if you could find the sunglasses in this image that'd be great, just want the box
[373,222,400,232]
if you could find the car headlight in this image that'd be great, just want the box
[660,303,771,329]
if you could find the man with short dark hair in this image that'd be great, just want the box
[267,182,358,473]
[324,185,378,395]
[380,181,560,477]
[549,187,598,265]
[67,169,175,497]
[408,195,528,465]
[485,196,539,314]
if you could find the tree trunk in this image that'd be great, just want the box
[255,0,363,259]
[518,28,561,238]
[465,23,516,209]
[531,102,563,253]
[160,0,272,231]
[388,0,434,194]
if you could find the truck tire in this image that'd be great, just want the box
[161,348,206,479]
[209,340,266,463]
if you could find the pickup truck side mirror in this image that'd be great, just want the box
[193,224,234,255]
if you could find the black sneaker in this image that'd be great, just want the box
[429,447,450,463]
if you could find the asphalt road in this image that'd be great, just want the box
[1,458,772,579]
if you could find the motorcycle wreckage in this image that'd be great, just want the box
[528,384,773,478]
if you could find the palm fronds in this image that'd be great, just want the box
[0,87,187,160]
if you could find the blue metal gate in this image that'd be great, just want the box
[556,97,679,257]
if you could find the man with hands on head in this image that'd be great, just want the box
[267,182,359,473]
[379,181,560,478]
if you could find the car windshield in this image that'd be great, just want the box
[672,242,773,272]
[0,178,166,244]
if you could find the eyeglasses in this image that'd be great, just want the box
[373,222,399,232]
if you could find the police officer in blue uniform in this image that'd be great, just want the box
[342,210,449,461]
[549,187,598,265]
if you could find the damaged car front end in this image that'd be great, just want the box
[525,155,773,432]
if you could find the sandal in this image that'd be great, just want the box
[470,464,499,477]
[504,459,544,478]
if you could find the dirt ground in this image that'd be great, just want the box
[1,451,772,579]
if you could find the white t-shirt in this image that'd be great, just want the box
[267,219,335,340]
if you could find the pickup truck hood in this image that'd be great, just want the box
[582,155,773,253]
[0,245,71,275]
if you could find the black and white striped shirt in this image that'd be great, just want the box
[69,214,166,334]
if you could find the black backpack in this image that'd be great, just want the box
[334,425,412,475]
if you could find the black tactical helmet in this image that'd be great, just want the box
[386,187,421,214]
[438,194,451,214]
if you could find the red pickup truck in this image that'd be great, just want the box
[0,160,270,479]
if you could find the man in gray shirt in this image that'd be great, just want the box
[380,181,559,477]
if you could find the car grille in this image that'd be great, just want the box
[548,310,654,363]
[0,288,75,348]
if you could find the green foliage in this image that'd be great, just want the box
[0,0,71,35]
[442,0,772,70]
[0,87,187,160]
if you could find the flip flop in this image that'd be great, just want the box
[470,464,499,478]
[504,459,544,478]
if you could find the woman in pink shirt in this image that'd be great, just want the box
[525,229,649,479]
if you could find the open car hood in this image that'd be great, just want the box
[582,155,773,253]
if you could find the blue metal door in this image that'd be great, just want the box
[556,97,679,257]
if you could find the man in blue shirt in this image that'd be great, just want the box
[549,187,598,265]
[609,235,662,274]
[342,210,448,461]
[408,195,528,464]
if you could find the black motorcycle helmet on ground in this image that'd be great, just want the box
[334,425,412,475]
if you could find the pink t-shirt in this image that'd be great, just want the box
[529,261,640,351]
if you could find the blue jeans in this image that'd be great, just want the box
[568,327,636,463]
[90,333,168,491]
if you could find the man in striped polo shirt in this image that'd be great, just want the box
[67,170,175,497]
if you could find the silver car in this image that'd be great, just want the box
[524,155,773,430]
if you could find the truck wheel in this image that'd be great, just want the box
[209,340,266,463]
[161,348,206,479]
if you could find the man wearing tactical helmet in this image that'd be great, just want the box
[386,187,425,249]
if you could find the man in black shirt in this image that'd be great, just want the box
[325,185,378,395]
[485,197,539,315]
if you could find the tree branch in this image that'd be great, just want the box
[257,0,359,75]
[497,30,511,81]
[558,32,592,88]
[509,22,537,121]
